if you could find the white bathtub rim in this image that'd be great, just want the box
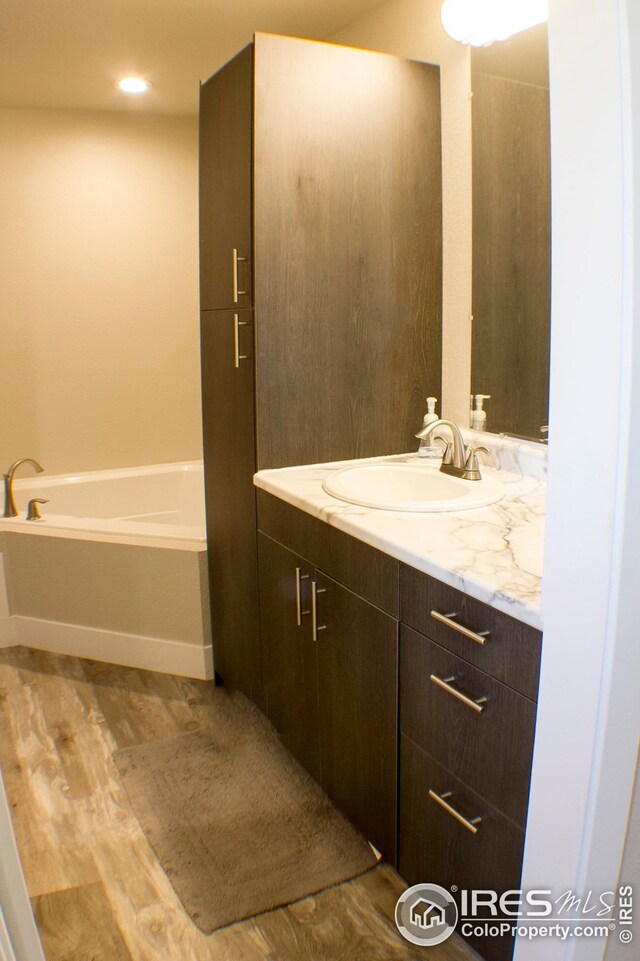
[2,459,206,550]
[0,515,206,551]
[11,459,203,492]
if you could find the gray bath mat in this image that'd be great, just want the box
[113,698,377,933]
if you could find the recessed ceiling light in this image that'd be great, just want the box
[118,77,150,94]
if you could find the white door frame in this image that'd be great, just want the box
[517,0,640,958]
[0,774,45,961]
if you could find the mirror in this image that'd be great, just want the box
[470,24,551,441]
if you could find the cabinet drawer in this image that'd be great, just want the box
[400,626,535,827]
[399,735,524,961]
[257,490,399,616]
[400,564,542,700]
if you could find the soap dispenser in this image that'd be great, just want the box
[471,394,491,431]
[418,397,441,458]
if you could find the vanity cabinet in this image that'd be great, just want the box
[255,487,542,961]
[199,33,442,702]
[398,564,542,961]
[257,495,398,863]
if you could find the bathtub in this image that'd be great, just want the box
[0,462,212,679]
[0,461,206,550]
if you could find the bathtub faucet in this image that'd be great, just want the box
[3,458,44,518]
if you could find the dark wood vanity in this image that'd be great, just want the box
[256,488,542,961]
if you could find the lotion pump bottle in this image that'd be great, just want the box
[471,394,491,431]
[418,396,440,458]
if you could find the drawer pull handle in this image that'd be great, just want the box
[431,610,490,646]
[428,789,482,835]
[311,581,327,642]
[430,673,487,713]
[295,567,310,627]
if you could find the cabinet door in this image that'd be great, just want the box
[254,34,442,468]
[200,309,262,706]
[199,45,253,310]
[258,533,320,781]
[315,572,398,864]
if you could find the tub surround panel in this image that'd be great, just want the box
[253,452,545,630]
[0,534,210,646]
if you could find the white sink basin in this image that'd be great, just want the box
[322,463,504,512]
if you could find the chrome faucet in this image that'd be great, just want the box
[3,458,44,517]
[415,419,489,481]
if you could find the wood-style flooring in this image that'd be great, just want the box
[0,646,478,961]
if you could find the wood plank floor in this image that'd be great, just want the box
[0,646,479,961]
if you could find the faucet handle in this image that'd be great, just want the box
[432,434,453,465]
[464,445,490,478]
[26,498,48,521]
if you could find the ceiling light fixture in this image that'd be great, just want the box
[440,0,548,47]
[118,77,150,94]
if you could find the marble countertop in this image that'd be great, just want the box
[253,452,545,630]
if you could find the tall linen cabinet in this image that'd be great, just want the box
[199,34,442,704]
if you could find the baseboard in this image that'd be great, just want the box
[0,615,213,680]
[0,618,18,649]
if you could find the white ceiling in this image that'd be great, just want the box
[0,0,386,116]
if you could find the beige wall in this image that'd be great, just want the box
[0,107,201,475]
[332,0,472,424]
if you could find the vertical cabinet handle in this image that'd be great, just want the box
[233,313,248,368]
[295,567,310,627]
[311,580,327,642]
[232,248,247,303]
